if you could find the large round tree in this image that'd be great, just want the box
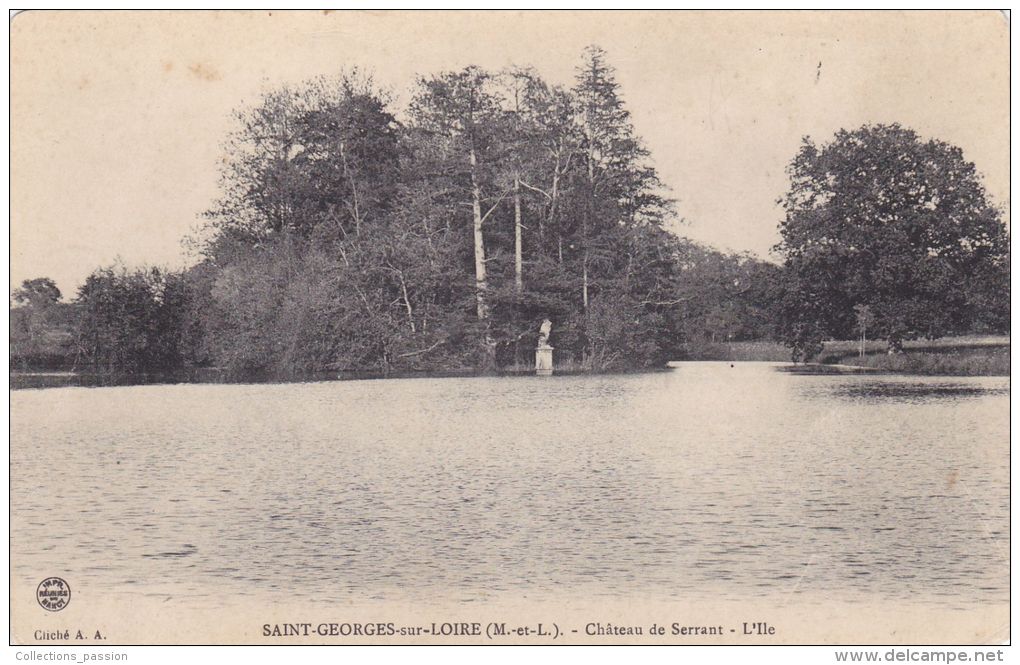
[775,123,1009,358]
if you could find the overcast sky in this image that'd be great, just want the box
[10,10,1009,298]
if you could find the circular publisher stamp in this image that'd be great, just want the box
[37,577,71,612]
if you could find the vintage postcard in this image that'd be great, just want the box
[9,10,1010,647]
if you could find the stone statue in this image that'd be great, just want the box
[538,318,552,347]
[535,318,554,375]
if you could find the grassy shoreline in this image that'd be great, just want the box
[685,335,1010,376]
[11,335,1010,387]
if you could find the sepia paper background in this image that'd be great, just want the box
[9,10,1010,646]
[10,10,1009,296]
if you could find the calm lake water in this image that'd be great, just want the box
[10,362,1009,607]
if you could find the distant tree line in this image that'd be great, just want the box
[10,50,1009,375]
[10,277,75,370]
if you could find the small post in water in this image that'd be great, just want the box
[536,318,554,376]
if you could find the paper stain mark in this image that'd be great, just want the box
[188,63,221,82]
[946,469,959,490]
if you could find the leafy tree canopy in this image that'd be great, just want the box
[12,277,61,308]
[776,123,1009,357]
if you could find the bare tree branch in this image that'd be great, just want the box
[640,297,689,306]
[480,187,513,225]
[396,339,445,358]
[518,180,552,199]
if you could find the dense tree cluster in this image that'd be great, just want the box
[10,278,75,370]
[73,266,195,373]
[183,48,694,374]
[11,55,1009,375]
[775,123,1009,360]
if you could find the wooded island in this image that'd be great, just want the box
[10,48,1010,378]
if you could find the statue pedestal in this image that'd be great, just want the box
[535,344,554,376]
